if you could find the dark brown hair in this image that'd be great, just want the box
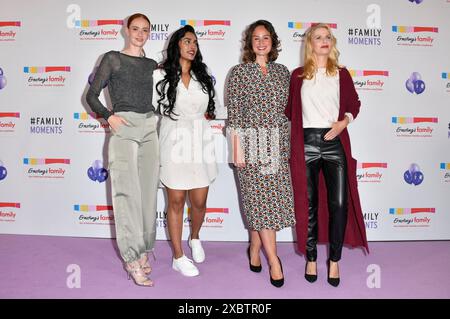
[242,20,281,63]
[127,13,150,28]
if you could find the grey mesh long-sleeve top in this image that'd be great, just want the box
[86,51,158,121]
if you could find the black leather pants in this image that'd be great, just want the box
[304,128,348,262]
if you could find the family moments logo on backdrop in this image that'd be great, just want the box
[29,116,64,135]
[347,27,382,46]
[0,21,20,41]
[349,70,389,91]
[180,19,230,40]
[149,22,171,41]
[23,66,71,87]
[363,212,379,230]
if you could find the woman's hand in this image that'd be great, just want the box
[107,114,130,132]
[231,132,246,168]
[324,116,350,141]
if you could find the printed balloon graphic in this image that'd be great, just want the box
[405,72,425,94]
[409,0,423,4]
[88,67,108,88]
[87,160,109,183]
[0,160,7,181]
[0,68,7,90]
[403,163,424,186]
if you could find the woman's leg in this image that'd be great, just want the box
[249,230,262,266]
[259,229,283,280]
[109,124,146,264]
[304,129,322,263]
[166,187,187,259]
[187,187,209,239]
[322,138,348,278]
[139,116,160,252]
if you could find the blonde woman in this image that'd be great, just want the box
[285,23,368,287]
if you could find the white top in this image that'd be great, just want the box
[153,68,218,190]
[301,68,353,128]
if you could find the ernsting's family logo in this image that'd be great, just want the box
[23,157,70,179]
[73,112,110,134]
[392,116,437,138]
[0,21,20,41]
[183,207,229,228]
[349,70,389,91]
[357,162,387,183]
[288,22,337,42]
[180,20,230,40]
[0,112,20,133]
[389,207,434,228]
[24,66,71,87]
[392,25,438,47]
[74,204,114,225]
[67,5,123,40]
[0,202,20,223]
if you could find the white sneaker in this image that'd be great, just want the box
[188,237,205,263]
[172,255,199,277]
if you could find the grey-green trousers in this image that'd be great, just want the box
[108,112,159,263]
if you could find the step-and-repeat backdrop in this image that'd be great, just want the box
[1,0,449,242]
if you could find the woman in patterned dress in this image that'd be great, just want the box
[226,20,295,288]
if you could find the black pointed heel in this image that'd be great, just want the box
[247,246,262,273]
[270,257,284,288]
[327,259,340,287]
[304,261,317,283]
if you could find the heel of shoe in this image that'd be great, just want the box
[125,261,154,287]
[304,261,317,283]
[138,253,152,275]
[327,259,340,287]
[247,246,262,273]
[269,256,284,288]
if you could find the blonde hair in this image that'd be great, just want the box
[301,23,340,79]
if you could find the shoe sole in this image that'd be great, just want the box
[172,264,200,277]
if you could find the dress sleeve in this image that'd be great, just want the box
[226,65,244,129]
[86,52,115,121]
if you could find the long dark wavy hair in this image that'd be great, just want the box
[156,25,216,120]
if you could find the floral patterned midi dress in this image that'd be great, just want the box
[227,62,296,231]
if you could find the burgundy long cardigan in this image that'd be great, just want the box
[285,67,369,255]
